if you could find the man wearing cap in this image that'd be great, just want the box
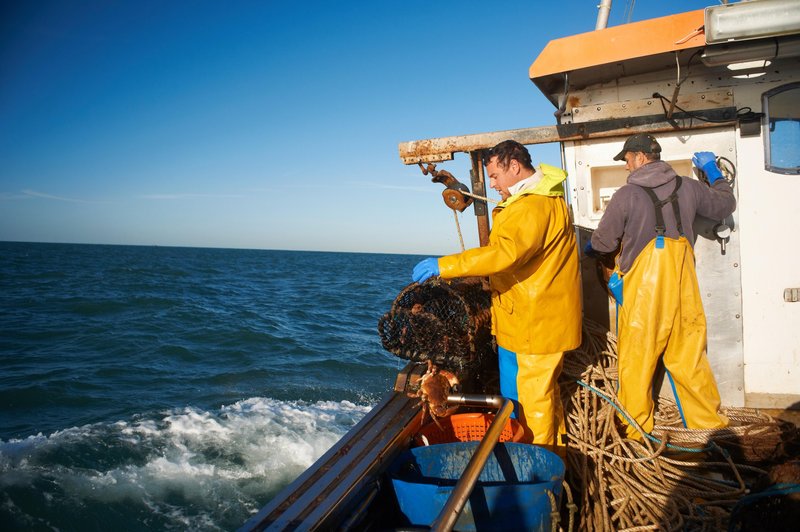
[586,133,736,440]
[411,140,582,453]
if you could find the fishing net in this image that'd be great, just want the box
[377,277,494,378]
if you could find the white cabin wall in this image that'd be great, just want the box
[732,81,800,407]
[563,64,800,409]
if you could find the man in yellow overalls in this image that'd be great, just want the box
[412,140,582,452]
[586,134,736,439]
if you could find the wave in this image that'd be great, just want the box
[0,397,373,530]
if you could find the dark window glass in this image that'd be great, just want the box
[763,82,800,175]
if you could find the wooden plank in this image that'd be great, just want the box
[398,107,738,164]
[571,90,733,123]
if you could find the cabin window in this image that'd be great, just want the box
[763,82,800,175]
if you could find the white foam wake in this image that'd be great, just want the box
[0,397,374,530]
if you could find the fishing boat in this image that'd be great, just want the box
[242,1,800,529]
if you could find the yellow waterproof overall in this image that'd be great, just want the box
[499,346,566,452]
[614,178,728,439]
[438,164,581,452]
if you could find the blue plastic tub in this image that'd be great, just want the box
[388,441,564,531]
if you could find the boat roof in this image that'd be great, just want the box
[530,10,706,106]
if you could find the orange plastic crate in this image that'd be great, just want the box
[414,412,524,446]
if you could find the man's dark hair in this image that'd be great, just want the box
[485,140,533,171]
[644,152,661,162]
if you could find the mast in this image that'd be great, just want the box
[595,0,612,30]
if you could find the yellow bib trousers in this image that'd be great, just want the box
[499,346,566,452]
[616,237,728,439]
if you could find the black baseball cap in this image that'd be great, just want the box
[613,134,662,161]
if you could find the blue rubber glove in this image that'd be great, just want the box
[412,258,440,283]
[693,151,724,185]
[584,241,600,258]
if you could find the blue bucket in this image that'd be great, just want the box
[388,442,564,531]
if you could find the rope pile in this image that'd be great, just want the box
[561,319,800,531]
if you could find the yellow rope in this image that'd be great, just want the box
[461,190,499,205]
[452,210,465,252]
[449,191,496,251]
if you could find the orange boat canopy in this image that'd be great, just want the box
[530,10,706,106]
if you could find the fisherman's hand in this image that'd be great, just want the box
[412,258,440,283]
[693,151,724,185]
[584,241,600,258]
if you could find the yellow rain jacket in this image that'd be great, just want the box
[438,164,582,354]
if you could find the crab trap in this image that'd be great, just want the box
[378,277,496,385]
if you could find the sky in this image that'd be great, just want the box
[1,0,719,255]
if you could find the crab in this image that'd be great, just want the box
[408,360,460,430]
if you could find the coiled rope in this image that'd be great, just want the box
[561,319,799,531]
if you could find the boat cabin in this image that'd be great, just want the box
[242,2,800,529]
[399,0,800,411]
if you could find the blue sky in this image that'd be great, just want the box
[1,0,715,254]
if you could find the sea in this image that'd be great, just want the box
[0,241,420,531]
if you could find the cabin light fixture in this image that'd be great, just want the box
[726,59,772,71]
[705,0,800,44]
[701,35,800,67]
[726,59,772,73]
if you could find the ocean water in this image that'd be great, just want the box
[0,242,418,531]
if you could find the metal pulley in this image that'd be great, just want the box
[441,182,472,212]
[418,163,474,212]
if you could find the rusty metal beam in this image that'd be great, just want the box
[469,151,490,247]
[398,107,738,165]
